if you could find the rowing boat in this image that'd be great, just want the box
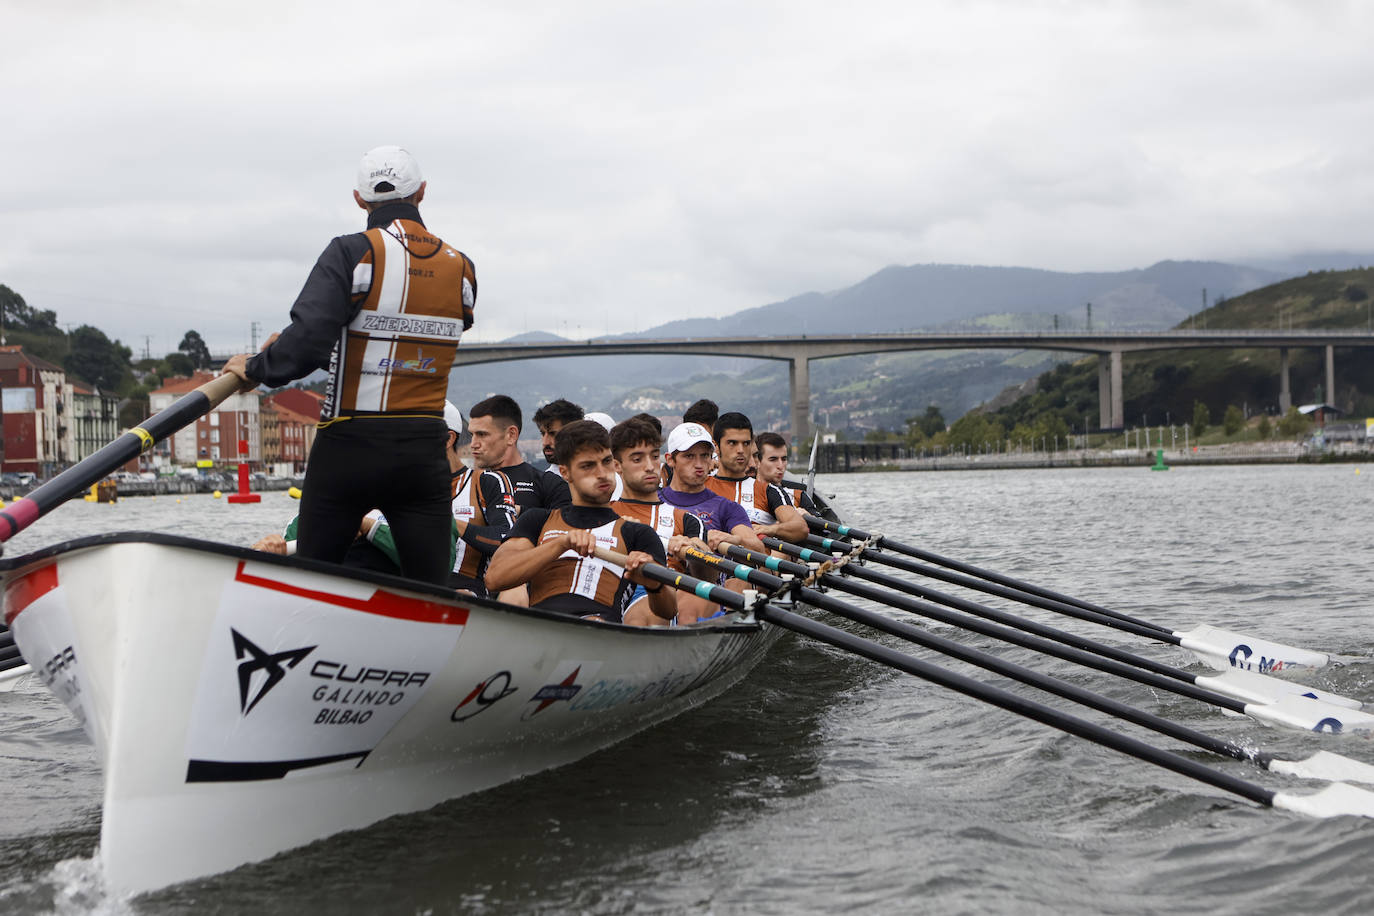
[2,531,780,896]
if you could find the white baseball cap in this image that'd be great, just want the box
[443,400,467,441]
[665,422,713,454]
[585,411,615,431]
[356,146,424,202]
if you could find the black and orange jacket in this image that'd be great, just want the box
[245,202,476,421]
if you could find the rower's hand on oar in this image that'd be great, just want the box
[667,534,711,562]
[621,550,656,585]
[222,355,260,393]
[564,528,598,557]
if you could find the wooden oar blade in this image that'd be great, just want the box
[1174,624,1330,673]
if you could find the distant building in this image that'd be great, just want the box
[148,372,260,467]
[70,382,121,461]
[0,344,75,474]
[262,394,317,473]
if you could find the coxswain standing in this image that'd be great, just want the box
[485,421,675,625]
[225,146,474,585]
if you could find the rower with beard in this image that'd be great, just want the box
[608,417,715,625]
[705,412,808,543]
[444,401,518,594]
[485,420,675,625]
[468,394,571,511]
[756,431,819,514]
[533,397,584,467]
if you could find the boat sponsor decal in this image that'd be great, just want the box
[522,660,602,720]
[7,570,102,749]
[185,573,466,782]
[451,670,519,722]
[561,633,759,715]
[233,629,315,714]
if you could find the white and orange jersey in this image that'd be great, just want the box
[704,475,789,526]
[325,218,476,419]
[610,497,705,572]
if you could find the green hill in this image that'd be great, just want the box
[983,269,1374,437]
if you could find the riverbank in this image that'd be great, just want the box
[831,441,1373,472]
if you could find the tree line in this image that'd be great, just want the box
[1,284,217,425]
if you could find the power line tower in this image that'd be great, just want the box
[250,321,261,353]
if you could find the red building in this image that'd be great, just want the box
[0,345,75,475]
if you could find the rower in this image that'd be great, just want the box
[705,412,808,543]
[585,411,623,500]
[485,420,675,625]
[756,431,818,514]
[469,394,571,512]
[659,422,765,555]
[609,417,716,625]
[443,401,517,595]
[532,398,584,467]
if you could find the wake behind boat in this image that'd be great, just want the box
[3,532,776,895]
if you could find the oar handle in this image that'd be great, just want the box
[590,546,748,611]
[680,546,789,592]
[0,372,245,543]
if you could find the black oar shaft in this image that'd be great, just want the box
[805,533,1180,646]
[805,515,1173,635]
[753,603,1275,808]
[0,642,22,663]
[790,578,1259,766]
[764,538,1201,687]
[820,569,1248,714]
[0,373,242,542]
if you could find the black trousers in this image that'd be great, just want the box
[297,417,452,586]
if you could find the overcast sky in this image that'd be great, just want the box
[4,0,1373,357]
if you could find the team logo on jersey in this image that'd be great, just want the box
[377,350,438,374]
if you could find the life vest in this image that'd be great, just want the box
[325,219,475,419]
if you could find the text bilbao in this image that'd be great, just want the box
[328,221,476,418]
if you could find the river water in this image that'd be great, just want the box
[1,465,1372,914]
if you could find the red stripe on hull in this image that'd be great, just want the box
[4,562,59,624]
[233,562,469,626]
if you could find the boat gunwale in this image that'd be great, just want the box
[0,530,764,638]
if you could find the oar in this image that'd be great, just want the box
[685,545,1374,786]
[0,373,244,543]
[804,516,1331,672]
[597,548,1374,818]
[760,537,1365,719]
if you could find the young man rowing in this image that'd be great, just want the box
[444,401,518,594]
[705,412,809,543]
[755,431,818,514]
[485,420,676,626]
[659,422,766,554]
[608,416,717,625]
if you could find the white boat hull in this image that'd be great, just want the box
[4,534,776,896]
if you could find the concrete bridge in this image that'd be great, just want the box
[452,329,1374,442]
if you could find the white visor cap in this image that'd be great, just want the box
[356,146,424,202]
